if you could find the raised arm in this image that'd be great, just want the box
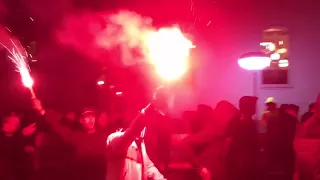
[106,110,148,156]
[182,122,225,149]
[32,99,83,145]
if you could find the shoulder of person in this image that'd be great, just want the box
[44,109,63,121]
[106,131,125,145]
[302,116,317,128]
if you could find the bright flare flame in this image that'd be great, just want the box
[147,27,194,81]
[95,11,194,81]
[1,40,34,88]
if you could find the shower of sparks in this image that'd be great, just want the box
[5,26,11,33]
[1,39,34,88]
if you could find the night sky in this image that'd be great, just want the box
[0,0,318,113]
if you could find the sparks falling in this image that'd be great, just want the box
[1,39,34,88]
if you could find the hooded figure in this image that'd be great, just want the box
[301,103,316,124]
[183,101,239,147]
[273,104,297,180]
[298,94,320,138]
[261,97,277,129]
[295,94,320,180]
[180,101,239,180]
[226,96,258,180]
[105,88,167,180]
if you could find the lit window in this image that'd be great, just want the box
[278,59,289,67]
[270,53,280,60]
[279,63,289,68]
[267,43,276,51]
[260,42,272,46]
[262,69,289,84]
[279,41,284,45]
[279,59,288,63]
[277,48,287,54]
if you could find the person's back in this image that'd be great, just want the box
[301,103,316,124]
[299,95,320,138]
[106,130,166,180]
[73,131,107,180]
[276,109,297,180]
[0,131,26,180]
[298,115,320,138]
[227,96,259,180]
[266,110,281,144]
[36,130,74,180]
[106,131,143,180]
[144,111,171,170]
[281,105,299,146]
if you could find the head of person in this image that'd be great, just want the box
[182,111,196,133]
[309,103,316,113]
[65,111,77,122]
[239,96,258,117]
[97,112,108,128]
[196,104,213,121]
[315,94,320,119]
[2,113,20,134]
[265,97,277,111]
[79,109,96,131]
[266,102,277,111]
[189,105,213,133]
[286,104,299,118]
[152,87,170,114]
[279,104,289,113]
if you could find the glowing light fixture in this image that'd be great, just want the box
[238,52,271,70]
[97,80,105,85]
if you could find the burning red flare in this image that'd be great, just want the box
[57,10,194,82]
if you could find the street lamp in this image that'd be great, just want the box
[238,52,271,96]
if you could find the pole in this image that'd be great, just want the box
[252,71,258,120]
[29,87,36,99]
[252,71,258,97]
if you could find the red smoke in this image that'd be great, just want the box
[55,10,154,66]
[0,1,6,16]
[55,11,109,60]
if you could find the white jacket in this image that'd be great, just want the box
[106,131,166,180]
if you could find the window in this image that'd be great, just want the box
[262,68,288,84]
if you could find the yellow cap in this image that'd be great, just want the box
[265,97,275,104]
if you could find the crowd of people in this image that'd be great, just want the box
[0,89,319,180]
